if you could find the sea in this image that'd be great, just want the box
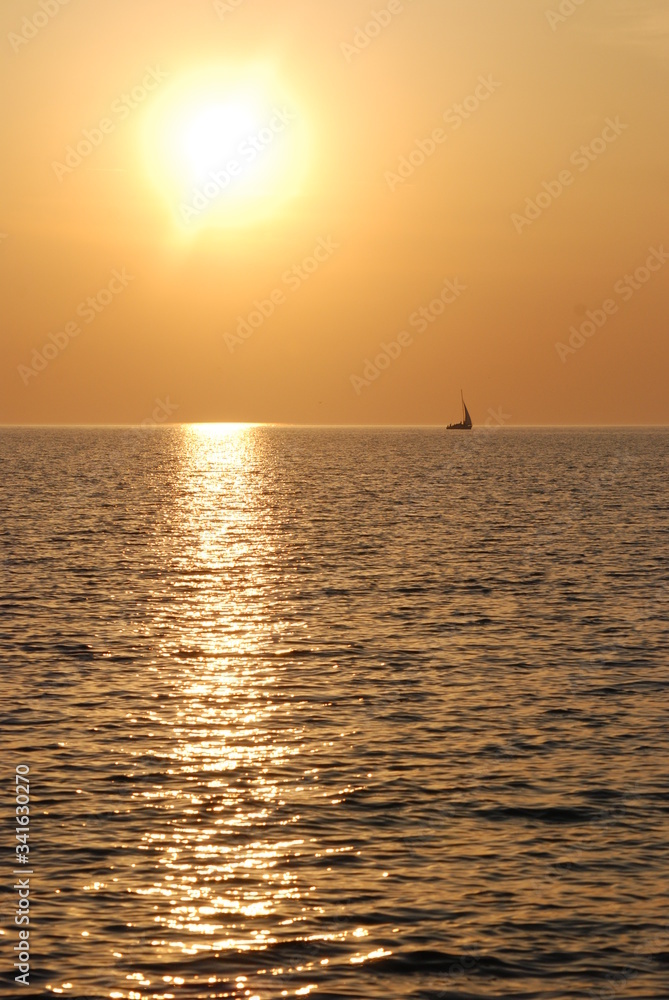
[1,426,668,1000]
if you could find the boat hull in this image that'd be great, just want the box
[446,423,472,431]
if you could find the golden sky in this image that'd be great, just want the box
[1,0,667,425]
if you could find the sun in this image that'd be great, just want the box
[181,102,259,179]
[142,67,309,231]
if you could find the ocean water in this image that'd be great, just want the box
[1,425,668,1000]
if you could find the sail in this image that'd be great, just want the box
[447,390,473,430]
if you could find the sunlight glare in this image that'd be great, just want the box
[142,68,309,231]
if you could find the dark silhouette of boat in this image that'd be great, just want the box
[447,391,473,430]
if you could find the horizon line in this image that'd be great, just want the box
[1,422,668,430]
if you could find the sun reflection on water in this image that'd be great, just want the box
[127,424,335,986]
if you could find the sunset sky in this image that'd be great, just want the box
[1,0,667,425]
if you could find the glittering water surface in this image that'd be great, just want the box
[1,426,668,1000]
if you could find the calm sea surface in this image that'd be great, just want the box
[1,426,668,1000]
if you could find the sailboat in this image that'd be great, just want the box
[447,390,473,431]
